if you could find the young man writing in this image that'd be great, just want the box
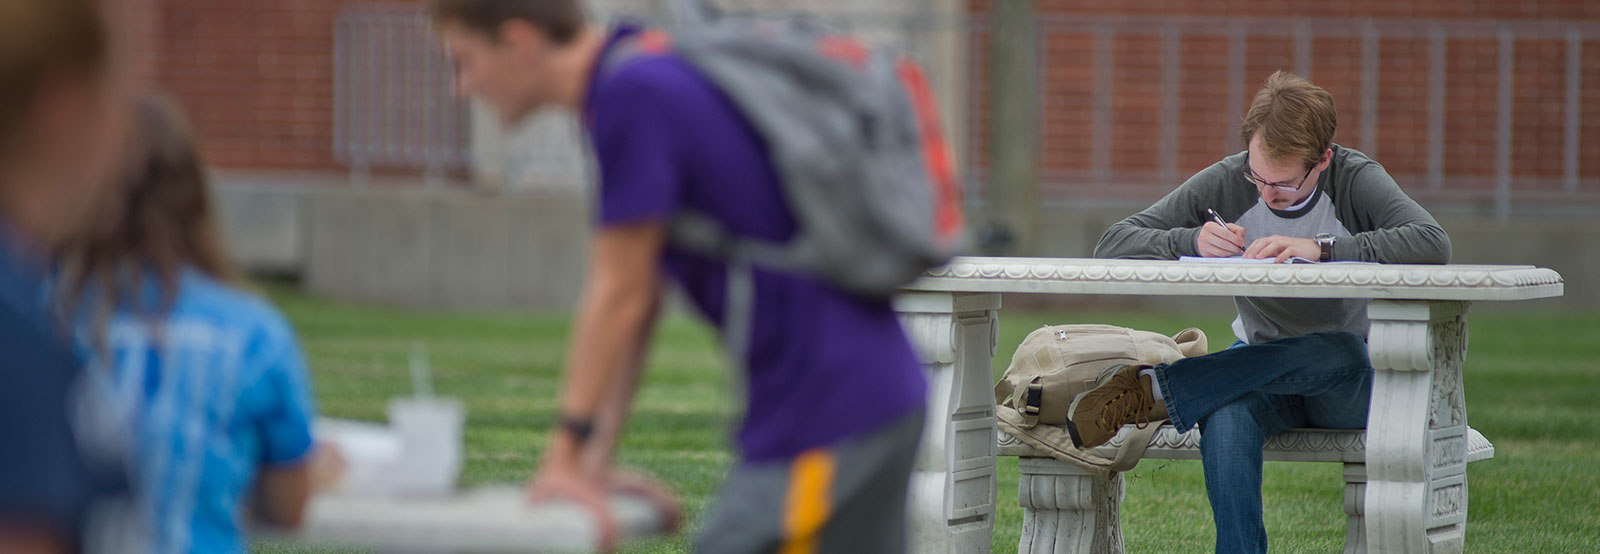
[1081,71,1451,554]
[430,1,929,551]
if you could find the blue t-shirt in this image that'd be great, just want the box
[77,268,315,554]
[0,223,131,550]
[583,24,927,462]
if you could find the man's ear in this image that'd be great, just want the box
[1317,148,1333,171]
[496,18,546,53]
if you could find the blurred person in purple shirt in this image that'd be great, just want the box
[0,1,139,553]
[432,1,928,551]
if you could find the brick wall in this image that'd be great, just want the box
[129,0,1599,204]
[121,0,160,86]
[133,0,421,172]
[968,0,1600,204]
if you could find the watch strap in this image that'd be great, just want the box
[1317,234,1335,262]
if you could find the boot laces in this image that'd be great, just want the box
[1095,371,1154,433]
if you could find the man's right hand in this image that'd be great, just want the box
[1197,221,1248,257]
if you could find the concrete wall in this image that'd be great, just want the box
[1437,214,1598,311]
[217,177,591,313]
[214,178,1591,312]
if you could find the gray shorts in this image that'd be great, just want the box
[693,407,926,554]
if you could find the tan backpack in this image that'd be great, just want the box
[995,324,1208,476]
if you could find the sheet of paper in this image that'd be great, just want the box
[1179,256,1295,264]
[1178,256,1375,265]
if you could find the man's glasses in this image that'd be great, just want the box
[1241,152,1314,192]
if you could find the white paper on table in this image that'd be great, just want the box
[1179,256,1376,265]
[314,418,404,495]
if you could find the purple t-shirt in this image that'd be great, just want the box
[583,24,927,462]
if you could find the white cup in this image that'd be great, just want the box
[386,397,464,496]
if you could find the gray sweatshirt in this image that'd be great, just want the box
[1094,145,1451,344]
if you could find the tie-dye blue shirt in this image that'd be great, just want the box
[77,267,315,553]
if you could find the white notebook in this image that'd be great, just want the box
[1178,256,1376,265]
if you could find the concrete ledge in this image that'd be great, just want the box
[215,183,304,276]
[215,177,589,313]
[209,178,1597,311]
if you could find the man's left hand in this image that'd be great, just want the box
[1244,235,1319,263]
[606,470,681,533]
[529,459,618,551]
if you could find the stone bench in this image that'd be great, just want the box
[997,425,1496,554]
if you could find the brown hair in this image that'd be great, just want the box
[0,0,110,158]
[56,95,240,341]
[1238,71,1337,169]
[429,0,586,44]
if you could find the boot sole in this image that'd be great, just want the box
[1064,417,1087,449]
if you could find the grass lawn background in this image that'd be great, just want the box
[255,284,1600,553]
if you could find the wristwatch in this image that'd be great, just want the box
[557,413,595,444]
[1315,233,1336,262]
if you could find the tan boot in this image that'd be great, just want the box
[1065,364,1169,449]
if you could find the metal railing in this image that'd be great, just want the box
[1010,15,1600,217]
[327,4,1597,217]
[333,5,469,180]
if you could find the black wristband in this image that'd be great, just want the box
[557,414,595,443]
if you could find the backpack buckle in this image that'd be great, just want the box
[1023,382,1044,416]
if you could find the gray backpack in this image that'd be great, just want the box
[604,7,966,299]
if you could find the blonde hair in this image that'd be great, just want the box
[1238,71,1337,169]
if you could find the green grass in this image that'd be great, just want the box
[254,285,1600,553]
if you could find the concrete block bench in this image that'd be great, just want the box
[997,425,1496,554]
[257,486,672,553]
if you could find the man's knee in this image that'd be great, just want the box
[1303,331,1369,369]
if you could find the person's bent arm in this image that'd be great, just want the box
[544,221,665,473]
[253,462,311,528]
[1333,165,1451,264]
[528,222,665,550]
[1095,162,1234,260]
[253,444,343,529]
[250,327,323,529]
[580,296,660,473]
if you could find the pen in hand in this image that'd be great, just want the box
[1204,208,1247,255]
[1206,208,1230,229]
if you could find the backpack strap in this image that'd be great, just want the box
[668,213,802,272]
[994,375,1045,429]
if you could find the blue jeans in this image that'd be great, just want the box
[1152,331,1373,554]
